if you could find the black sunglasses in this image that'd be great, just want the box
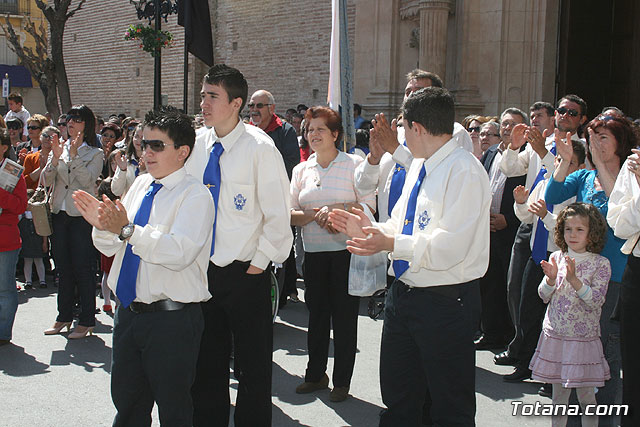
[556,107,580,117]
[7,122,22,130]
[141,139,173,152]
[27,125,42,130]
[247,102,272,109]
[57,122,67,127]
[467,126,481,133]
[67,115,84,123]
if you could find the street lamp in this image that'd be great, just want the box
[129,0,179,110]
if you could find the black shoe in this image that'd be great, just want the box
[0,339,10,346]
[39,281,47,289]
[474,335,507,351]
[503,367,532,382]
[538,383,552,398]
[493,351,518,366]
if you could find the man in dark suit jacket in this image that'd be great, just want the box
[475,115,527,350]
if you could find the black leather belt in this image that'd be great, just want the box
[129,299,190,313]
[397,281,461,299]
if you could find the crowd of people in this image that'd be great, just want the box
[0,63,639,427]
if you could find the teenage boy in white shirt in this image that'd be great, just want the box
[330,87,490,426]
[73,107,214,427]
[186,64,292,427]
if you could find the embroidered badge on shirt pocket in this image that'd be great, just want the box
[418,210,431,230]
[228,182,253,216]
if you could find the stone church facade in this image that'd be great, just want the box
[63,0,639,121]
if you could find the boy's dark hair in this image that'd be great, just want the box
[406,69,444,88]
[554,202,607,253]
[8,93,23,104]
[355,129,369,148]
[98,177,117,201]
[143,106,195,160]
[530,101,555,117]
[67,104,97,147]
[354,103,362,115]
[203,64,248,111]
[401,87,454,136]
[570,139,586,165]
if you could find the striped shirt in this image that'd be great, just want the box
[291,151,376,252]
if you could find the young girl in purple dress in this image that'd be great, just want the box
[530,202,611,427]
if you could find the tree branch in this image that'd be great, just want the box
[66,0,86,20]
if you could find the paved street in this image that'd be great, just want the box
[1,278,549,426]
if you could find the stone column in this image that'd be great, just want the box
[418,0,453,80]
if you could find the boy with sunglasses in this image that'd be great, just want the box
[73,106,214,427]
[3,92,30,137]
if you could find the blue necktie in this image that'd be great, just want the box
[203,142,224,256]
[130,159,140,177]
[116,181,163,308]
[393,164,426,280]
[531,143,556,263]
[388,141,409,216]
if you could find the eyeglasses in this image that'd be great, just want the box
[141,139,173,152]
[467,126,481,133]
[479,132,500,138]
[41,133,56,140]
[6,122,22,130]
[556,107,580,117]
[57,122,67,127]
[67,115,84,123]
[27,125,42,130]
[247,102,272,109]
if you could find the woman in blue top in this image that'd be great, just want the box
[545,113,636,419]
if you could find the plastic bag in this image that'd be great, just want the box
[348,250,388,297]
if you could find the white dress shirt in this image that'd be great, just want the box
[185,120,293,269]
[92,167,214,304]
[355,122,472,222]
[111,161,140,197]
[376,138,491,287]
[487,146,507,214]
[607,157,640,256]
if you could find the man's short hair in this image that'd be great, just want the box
[203,64,249,111]
[143,106,195,160]
[354,103,362,115]
[286,108,297,116]
[530,101,554,117]
[292,113,303,120]
[500,107,529,125]
[406,69,444,88]
[558,94,588,117]
[482,121,501,135]
[7,93,22,104]
[401,87,454,136]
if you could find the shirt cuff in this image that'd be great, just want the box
[391,145,413,168]
[251,250,271,271]
[575,284,592,301]
[392,234,414,262]
[128,224,143,246]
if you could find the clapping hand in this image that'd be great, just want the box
[564,255,583,291]
[68,131,84,159]
[18,148,28,164]
[540,256,558,286]
[509,124,528,150]
[114,151,128,171]
[627,148,640,186]
[527,127,552,158]
[528,199,548,219]
[554,128,574,162]
[513,185,529,204]
[328,207,371,239]
[587,128,604,168]
[51,136,64,159]
[371,113,399,154]
[73,190,129,235]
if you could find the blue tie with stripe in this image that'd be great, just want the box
[116,181,163,308]
[203,142,224,256]
[530,143,556,263]
[387,141,408,216]
[393,164,426,280]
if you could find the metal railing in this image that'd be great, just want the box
[0,0,31,16]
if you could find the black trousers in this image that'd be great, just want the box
[111,303,203,427]
[478,239,513,342]
[514,255,548,368]
[303,250,359,388]
[620,255,639,426]
[192,261,273,427]
[505,223,532,357]
[51,212,96,327]
[380,280,479,427]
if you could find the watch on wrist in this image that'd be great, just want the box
[118,223,134,241]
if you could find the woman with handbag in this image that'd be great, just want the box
[42,105,103,339]
[0,129,28,346]
[290,106,375,402]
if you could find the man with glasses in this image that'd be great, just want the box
[5,117,23,162]
[496,95,587,384]
[248,89,300,307]
[475,108,527,351]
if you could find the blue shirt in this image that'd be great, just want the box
[545,168,627,282]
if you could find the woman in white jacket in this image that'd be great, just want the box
[111,123,144,198]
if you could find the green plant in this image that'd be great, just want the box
[124,23,173,57]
